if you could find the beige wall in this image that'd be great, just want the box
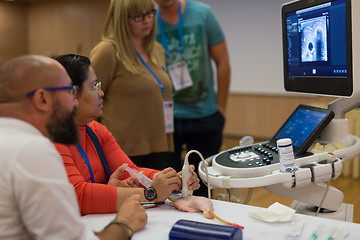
[0,0,341,140]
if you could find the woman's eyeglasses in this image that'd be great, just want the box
[92,82,102,93]
[131,9,157,22]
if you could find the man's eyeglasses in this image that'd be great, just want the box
[26,85,79,98]
[131,9,157,22]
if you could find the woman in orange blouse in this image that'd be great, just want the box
[54,54,200,215]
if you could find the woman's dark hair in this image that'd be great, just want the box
[55,54,91,92]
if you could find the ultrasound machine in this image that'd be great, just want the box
[198,0,360,221]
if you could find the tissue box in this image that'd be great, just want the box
[169,219,243,240]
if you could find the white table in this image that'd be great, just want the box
[81,199,360,239]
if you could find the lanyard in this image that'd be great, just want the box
[136,51,165,93]
[77,144,95,183]
[157,0,184,59]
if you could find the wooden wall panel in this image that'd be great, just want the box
[87,0,111,53]
[0,2,28,65]
[27,0,110,57]
[0,0,344,141]
[223,94,337,139]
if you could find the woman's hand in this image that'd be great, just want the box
[178,165,200,191]
[152,168,181,201]
[107,164,139,188]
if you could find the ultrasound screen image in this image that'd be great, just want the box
[300,16,328,62]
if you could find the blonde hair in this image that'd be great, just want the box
[102,0,158,74]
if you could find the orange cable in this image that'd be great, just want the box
[208,210,244,229]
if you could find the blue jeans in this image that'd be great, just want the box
[165,111,225,196]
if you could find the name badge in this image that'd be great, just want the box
[163,101,174,133]
[168,61,193,91]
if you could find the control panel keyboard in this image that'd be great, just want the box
[215,142,280,169]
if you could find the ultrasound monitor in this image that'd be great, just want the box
[282,0,354,97]
[199,0,360,221]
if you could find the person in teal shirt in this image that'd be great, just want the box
[156,0,231,196]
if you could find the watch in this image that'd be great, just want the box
[144,187,157,201]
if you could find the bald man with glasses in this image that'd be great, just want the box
[0,55,147,240]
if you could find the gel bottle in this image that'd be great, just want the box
[277,138,296,173]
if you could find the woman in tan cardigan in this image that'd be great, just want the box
[90,0,173,169]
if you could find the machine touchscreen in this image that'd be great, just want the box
[213,105,334,171]
[268,104,334,156]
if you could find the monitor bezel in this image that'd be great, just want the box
[282,0,353,96]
